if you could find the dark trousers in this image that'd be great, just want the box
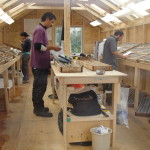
[22,54,30,81]
[32,68,49,110]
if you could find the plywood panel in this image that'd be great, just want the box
[3,10,100,55]
[136,25,143,43]
[128,27,134,42]
[145,71,150,94]
[145,25,150,43]
[83,21,100,54]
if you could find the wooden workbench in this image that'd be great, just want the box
[51,64,126,150]
[118,59,150,109]
[0,55,21,112]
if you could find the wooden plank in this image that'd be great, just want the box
[111,83,120,146]
[77,60,113,71]
[2,69,9,112]
[134,68,140,109]
[0,55,20,73]
[54,60,83,73]
[67,121,112,143]
[11,64,16,99]
[64,0,71,56]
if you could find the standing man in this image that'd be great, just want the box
[103,30,128,70]
[31,12,61,117]
[20,32,31,83]
[102,30,128,93]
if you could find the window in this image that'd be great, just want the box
[55,27,82,54]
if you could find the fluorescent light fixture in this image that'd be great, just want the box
[91,4,105,13]
[0,13,11,21]
[134,0,150,11]
[0,8,4,16]
[90,20,101,26]
[113,8,130,17]
[128,3,149,16]
[5,18,14,25]
[131,14,139,18]
[101,14,121,23]
[109,0,119,6]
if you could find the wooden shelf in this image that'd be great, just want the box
[67,111,113,122]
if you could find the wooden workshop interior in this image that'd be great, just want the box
[0,0,150,150]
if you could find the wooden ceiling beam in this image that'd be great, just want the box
[1,0,19,10]
[100,0,134,22]
[77,3,114,27]
[27,6,86,10]
[0,0,7,5]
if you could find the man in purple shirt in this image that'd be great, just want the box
[31,12,61,117]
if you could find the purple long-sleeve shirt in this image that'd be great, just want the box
[31,24,50,69]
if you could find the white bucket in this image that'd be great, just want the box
[90,127,112,150]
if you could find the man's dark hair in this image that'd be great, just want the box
[114,30,124,36]
[41,12,56,22]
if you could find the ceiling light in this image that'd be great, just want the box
[113,8,130,17]
[0,8,4,16]
[101,14,121,23]
[91,4,105,13]
[5,18,14,25]
[90,20,101,26]
[128,3,149,16]
[0,13,11,21]
[131,14,139,18]
[134,0,150,11]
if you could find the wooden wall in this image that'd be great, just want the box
[2,9,100,54]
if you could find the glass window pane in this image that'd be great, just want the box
[70,27,82,54]
[55,27,62,46]
[55,27,82,54]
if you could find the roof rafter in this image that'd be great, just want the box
[77,3,114,27]
[100,0,134,22]
[1,0,19,10]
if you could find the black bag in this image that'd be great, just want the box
[68,90,101,116]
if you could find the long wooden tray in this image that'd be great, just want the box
[54,60,83,73]
[76,60,113,71]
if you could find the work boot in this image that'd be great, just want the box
[33,107,53,117]
[33,107,49,113]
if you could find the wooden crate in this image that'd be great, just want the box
[54,60,83,73]
[77,60,113,71]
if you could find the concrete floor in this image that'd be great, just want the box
[0,77,150,150]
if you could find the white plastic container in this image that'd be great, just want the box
[90,127,112,150]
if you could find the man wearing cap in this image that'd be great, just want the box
[20,32,31,83]
[31,12,61,117]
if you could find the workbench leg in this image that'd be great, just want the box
[134,68,140,109]
[3,70,9,112]
[62,84,68,150]
[12,64,16,100]
[16,58,21,85]
[51,69,55,104]
[111,83,120,147]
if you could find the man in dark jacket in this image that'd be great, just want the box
[20,32,31,83]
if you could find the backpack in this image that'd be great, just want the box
[68,90,101,116]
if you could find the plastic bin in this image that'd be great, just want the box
[90,127,112,150]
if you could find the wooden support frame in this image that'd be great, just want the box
[64,0,71,56]
[0,55,21,112]
[51,64,126,149]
